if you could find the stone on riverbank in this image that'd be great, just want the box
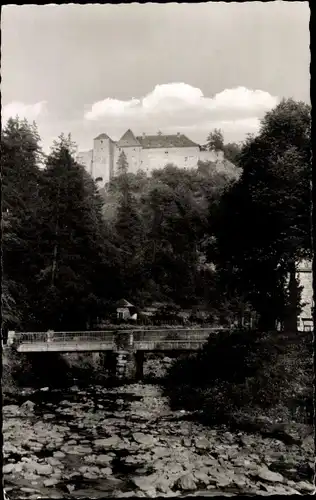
[132,432,157,447]
[177,473,197,491]
[195,437,211,451]
[94,436,123,449]
[257,467,285,483]
[20,400,35,414]
[3,383,314,499]
[43,478,59,487]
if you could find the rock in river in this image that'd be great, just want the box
[257,467,285,483]
[177,473,197,491]
[132,432,156,447]
[94,436,123,449]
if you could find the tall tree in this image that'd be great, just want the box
[33,134,116,330]
[114,188,147,301]
[211,99,311,330]
[116,150,129,176]
[206,129,224,152]
[1,117,43,330]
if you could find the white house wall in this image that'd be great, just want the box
[296,260,313,330]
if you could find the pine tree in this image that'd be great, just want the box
[33,134,117,329]
[1,118,43,330]
[114,189,146,300]
[116,150,129,176]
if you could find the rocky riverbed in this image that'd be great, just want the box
[3,383,315,498]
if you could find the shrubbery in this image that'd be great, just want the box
[2,349,112,394]
[163,329,313,426]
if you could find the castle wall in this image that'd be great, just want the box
[77,136,227,186]
[77,150,93,174]
[109,141,116,180]
[199,150,224,163]
[140,146,200,173]
[114,145,143,175]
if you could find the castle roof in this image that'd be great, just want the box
[94,133,112,141]
[136,133,199,149]
[117,129,141,147]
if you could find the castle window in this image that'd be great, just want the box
[184,157,188,161]
[165,151,168,154]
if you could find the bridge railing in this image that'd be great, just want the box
[132,328,217,342]
[10,328,220,347]
[12,331,115,344]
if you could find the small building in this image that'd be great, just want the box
[296,259,313,331]
[116,299,138,321]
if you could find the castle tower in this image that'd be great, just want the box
[92,133,116,186]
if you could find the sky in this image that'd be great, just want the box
[1,2,310,153]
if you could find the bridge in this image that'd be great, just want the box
[6,328,221,380]
[7,328,218,353]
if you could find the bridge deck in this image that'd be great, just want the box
[10,329,218,353]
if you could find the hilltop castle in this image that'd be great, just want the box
[76,129,223,187]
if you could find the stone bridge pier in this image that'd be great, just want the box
[108,332,145,381]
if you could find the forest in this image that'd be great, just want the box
[2,98,312,333]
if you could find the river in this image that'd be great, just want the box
[3,383,314,498]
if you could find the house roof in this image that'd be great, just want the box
[117,129,141,147]
[116,299,135,308]
[136,134,199,149]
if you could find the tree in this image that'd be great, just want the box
[114,189,147,301]
[223,142,242,165]
[206,129,224,152]
[1,117,43,213]
[32,134,117,329]
[116,150,129,176]
[105,162,238,311]
[211,99,311,330]
[1,117,44,330]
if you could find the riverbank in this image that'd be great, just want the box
[3,383,314,498]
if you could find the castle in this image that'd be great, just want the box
[76,129,223,187]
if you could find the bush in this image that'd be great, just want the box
[2,348,110,393]
[2,347,35,394]
[163,329,313,425]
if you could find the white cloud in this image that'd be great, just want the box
[142,83,204,112]
[84,83,279,122]
[84,97,140,120]
[2,100,47,124]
